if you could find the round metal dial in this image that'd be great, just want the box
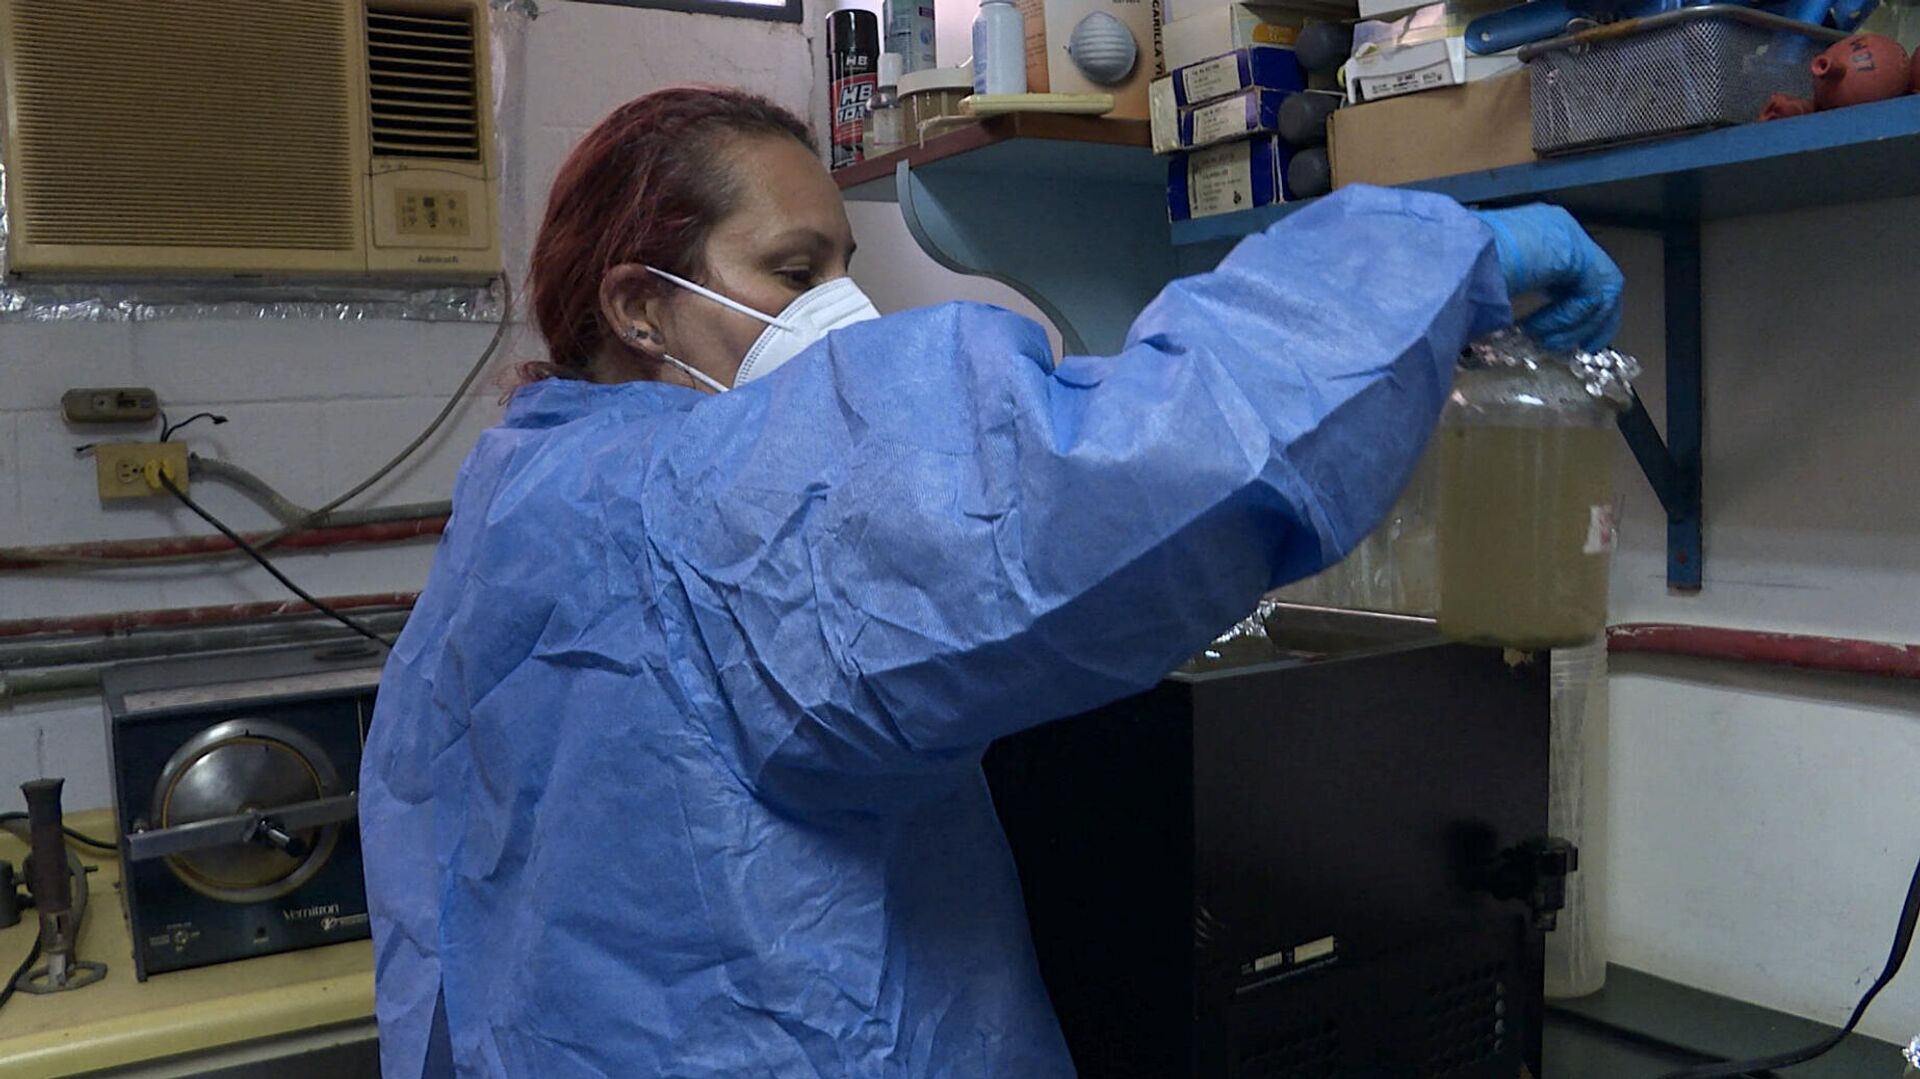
[150,718,341,904]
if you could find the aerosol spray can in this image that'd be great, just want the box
[827,6,879,169]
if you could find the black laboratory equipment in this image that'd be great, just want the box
[985,603,1567,1078]
[101,641,381,979]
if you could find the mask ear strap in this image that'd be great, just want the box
[659,352,730,394]
[646,266,797,331]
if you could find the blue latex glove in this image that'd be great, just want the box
[1474,204,1624,353]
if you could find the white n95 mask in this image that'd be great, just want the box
[646,266,880,392]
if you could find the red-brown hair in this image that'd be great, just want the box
[524,86,813,378]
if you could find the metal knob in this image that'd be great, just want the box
[253,820,309,860]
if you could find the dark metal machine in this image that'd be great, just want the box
[985,603,1569,1078]
[101,641,381,979]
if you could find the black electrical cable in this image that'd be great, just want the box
[0,814,115,854]
[0,934,42,1016]
[1655,849,1920,1079]
[159,410,228,442]
[158,474,394,649]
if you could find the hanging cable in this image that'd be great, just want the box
[158,474,393,649]
[296,275,512,527]
[159,410,228,442]
[1655,849,1920,1078]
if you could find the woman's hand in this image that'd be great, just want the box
[1474,204,1625,354]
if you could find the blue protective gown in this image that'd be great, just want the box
[360,186,1510,1077]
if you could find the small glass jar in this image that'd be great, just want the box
[1436,332,1631,651]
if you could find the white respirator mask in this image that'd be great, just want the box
[643,266,880,392]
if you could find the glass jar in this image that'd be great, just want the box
[1436,332,1633,651]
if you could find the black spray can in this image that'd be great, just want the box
[827,7,879,169]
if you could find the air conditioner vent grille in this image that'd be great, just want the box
[5,0,358,251]
[366,6,482,161]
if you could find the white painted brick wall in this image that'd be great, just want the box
[0,0,822,806]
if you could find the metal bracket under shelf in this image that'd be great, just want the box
[893,161,1177,357]
[1613,222,1704,591]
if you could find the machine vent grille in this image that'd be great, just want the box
[1239,1017,1340,1079]
[4,0,357,251]
[1418,962,1509,1076]
[365,5,482,161]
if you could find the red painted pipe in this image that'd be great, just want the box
[1608,623,1920,680]
[0,592,422,640]
[0,516,449,571]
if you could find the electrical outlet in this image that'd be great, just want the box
[62,387,160,424]
[94,442,188,501]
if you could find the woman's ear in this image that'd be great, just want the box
[599,264,668,357]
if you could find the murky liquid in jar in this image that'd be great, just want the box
[1437,424,1615,650]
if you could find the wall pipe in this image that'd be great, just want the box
[0,593,419,640]
[189,456,451,529]
[0,515,448,571]
[1607,623,1920,681]
[0,611,413,676]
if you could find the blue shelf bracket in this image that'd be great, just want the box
[894,161,1178,357]
[1615,222,1704,591]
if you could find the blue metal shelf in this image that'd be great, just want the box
[1170,95,1920,244]
[850,101,1920,590]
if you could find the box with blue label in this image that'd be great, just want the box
[1170,45,1307,108]
[1178,87,1293,151]
[1167,134,1292,221]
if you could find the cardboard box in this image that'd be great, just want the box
[1343,34,1521,102]
[1163,3,1304,70]
[1181,87,1292,149]
[1168,134,1293,220]
[1150,76,1180,152]
[1327,70,1532,188]
[1016,0,1159,119]
[1170,44,1306,107]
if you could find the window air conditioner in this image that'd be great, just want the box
[0,0,500,281]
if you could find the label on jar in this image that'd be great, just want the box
[1584,504,1616,555]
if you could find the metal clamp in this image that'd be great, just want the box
[124,794,359,863]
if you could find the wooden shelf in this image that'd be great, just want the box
[835,115,1156,203]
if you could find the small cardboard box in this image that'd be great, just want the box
[1180,87,1293,150]
[1343,34,1521,102]
[1016,0,1160,119]
[1327,70,1532,188]
[1168,134,1292,220]
[1163,3,1305,70]
[1170,44,1306,107]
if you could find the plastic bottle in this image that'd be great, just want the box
[867,53,906,157]
[972,0,1028,96]
[885,0,937,73]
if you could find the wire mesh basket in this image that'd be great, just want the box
[1523,5,1843,156]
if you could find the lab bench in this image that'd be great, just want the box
[0,810,376,1079]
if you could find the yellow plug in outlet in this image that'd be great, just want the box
[94,442,189,501]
